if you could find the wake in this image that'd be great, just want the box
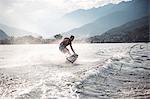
[0,43,149,99]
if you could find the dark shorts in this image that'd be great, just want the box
[59,44,66,52]
[59,44,67,53]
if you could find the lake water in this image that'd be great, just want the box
[0,43,149,99]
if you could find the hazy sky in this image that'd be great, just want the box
[0,0,131,36]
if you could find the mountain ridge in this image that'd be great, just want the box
[0,29,8,40]
[0,24,40,37]
[64,0,148,38]
[88,16,149,43]
[51,0,133,33]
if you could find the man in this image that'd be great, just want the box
[59,35,76,55]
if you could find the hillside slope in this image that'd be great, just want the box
[65,0,148,38]
[0,29,8,40]
[89,16,149,43]
[0,24,39,37]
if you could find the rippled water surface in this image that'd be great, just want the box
[0,43,149,99]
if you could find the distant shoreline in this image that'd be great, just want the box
[0,42,149,45]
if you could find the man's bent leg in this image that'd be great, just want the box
[63,48,71,56]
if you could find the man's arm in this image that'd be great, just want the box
[70,43,75,54]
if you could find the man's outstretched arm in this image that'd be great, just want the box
[70,43,75,54]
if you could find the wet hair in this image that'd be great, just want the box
[70,35,74,40]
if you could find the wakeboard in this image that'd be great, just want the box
[66,54,78,63]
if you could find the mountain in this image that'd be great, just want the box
[0,24,39,37]
[65,0,148,38]
[62,1,131,27]
[88,16,149,43]
[0,29,8,40]
[48,0,134,33]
